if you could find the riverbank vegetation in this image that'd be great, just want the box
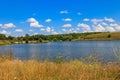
[0,40,120,80]
[1,32,120,45]
[0,57,119,80]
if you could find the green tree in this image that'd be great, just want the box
[0,34,6,40]
[108,34,111,38]
[25,34,29,43]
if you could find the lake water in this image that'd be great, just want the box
[0,41,120,62]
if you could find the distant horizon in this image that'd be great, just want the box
[0,0,120,36]
[2,31,119,37]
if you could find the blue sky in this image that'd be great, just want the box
[0,0,120,36]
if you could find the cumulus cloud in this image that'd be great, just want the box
[100,22,108,26]
[106,26,116,32]
[27,18,37,23]
[52,31,59,34]
[15,29,23,32]
[0,30,11,35]
[0,24,2,27]
[62,18,72,22]
[110,23,118,26]
[29,29,33,32]
[30,22,43,28]
[104,17,115,22]
[62,29,67,32]
[77,23,91,32]
[115,26,120,31]
[110,23,120,31]
[83,18,90,21]
[91,19,103,24]
[2,23,16,29]
[34,33,38,35]
[94,24,105,32]
[27,18,43,28]
[62,28,78,33]
[46,27,52,32]
[45,19,52,23]
[62,24,72,28]
[60,10,68,14]
[40,28,45,31]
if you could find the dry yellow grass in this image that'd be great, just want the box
[0,59,119,80]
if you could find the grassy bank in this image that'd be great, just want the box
[0,58,119,80]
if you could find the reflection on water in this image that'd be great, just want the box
[0,40,120,62]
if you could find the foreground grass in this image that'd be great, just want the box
[0,59,119,80]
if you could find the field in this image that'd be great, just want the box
[84,32,120,40]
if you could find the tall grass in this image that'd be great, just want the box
[113,48,120,62]
[0,50,119,80]
[0,59,119,80]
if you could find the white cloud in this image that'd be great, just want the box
[104,17,115,22]
[83,18,90,21]
[29,29,33,32]
[68,28,74,33]
[101,22,108,26]
[27,18,37,23]
[62,29,67,32]
[0,24,2,27]
[2,23,16,29]
[45,27,54,33]
[60,10,68,14]
[52,31,59,34]
[106,26,116,32]
[40,28,45,31]
[77,23,91,32]
[76,27,80,31]
[110,23,118,26]
[93,23,117,32]
[94,24,105,32]
[62,18,72,22]
[30,22,43,28]
[110,23,120,31]
[34,33,38,35]
[27,18,43,28]
[45,19,52,23]
[15,29,23,32]
[0,30,11,35]
[62,28,78,33]
[62,24,72,28]
[51,28,54,32]
[91,19,103,24]
[115,26,120,31]
[46,27,51,32]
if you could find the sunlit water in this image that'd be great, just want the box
[0,41,120,62]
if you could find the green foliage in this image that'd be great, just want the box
[38,38,43,42]
[1,32,120,44]
[108,34,111,38]
[0,34,6,40]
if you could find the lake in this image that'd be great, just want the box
[0,41,120,62]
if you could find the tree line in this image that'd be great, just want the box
[0,32,105,43]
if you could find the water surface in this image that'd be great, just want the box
[0,41,120,62]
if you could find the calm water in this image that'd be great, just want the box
[0,41,120,62]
